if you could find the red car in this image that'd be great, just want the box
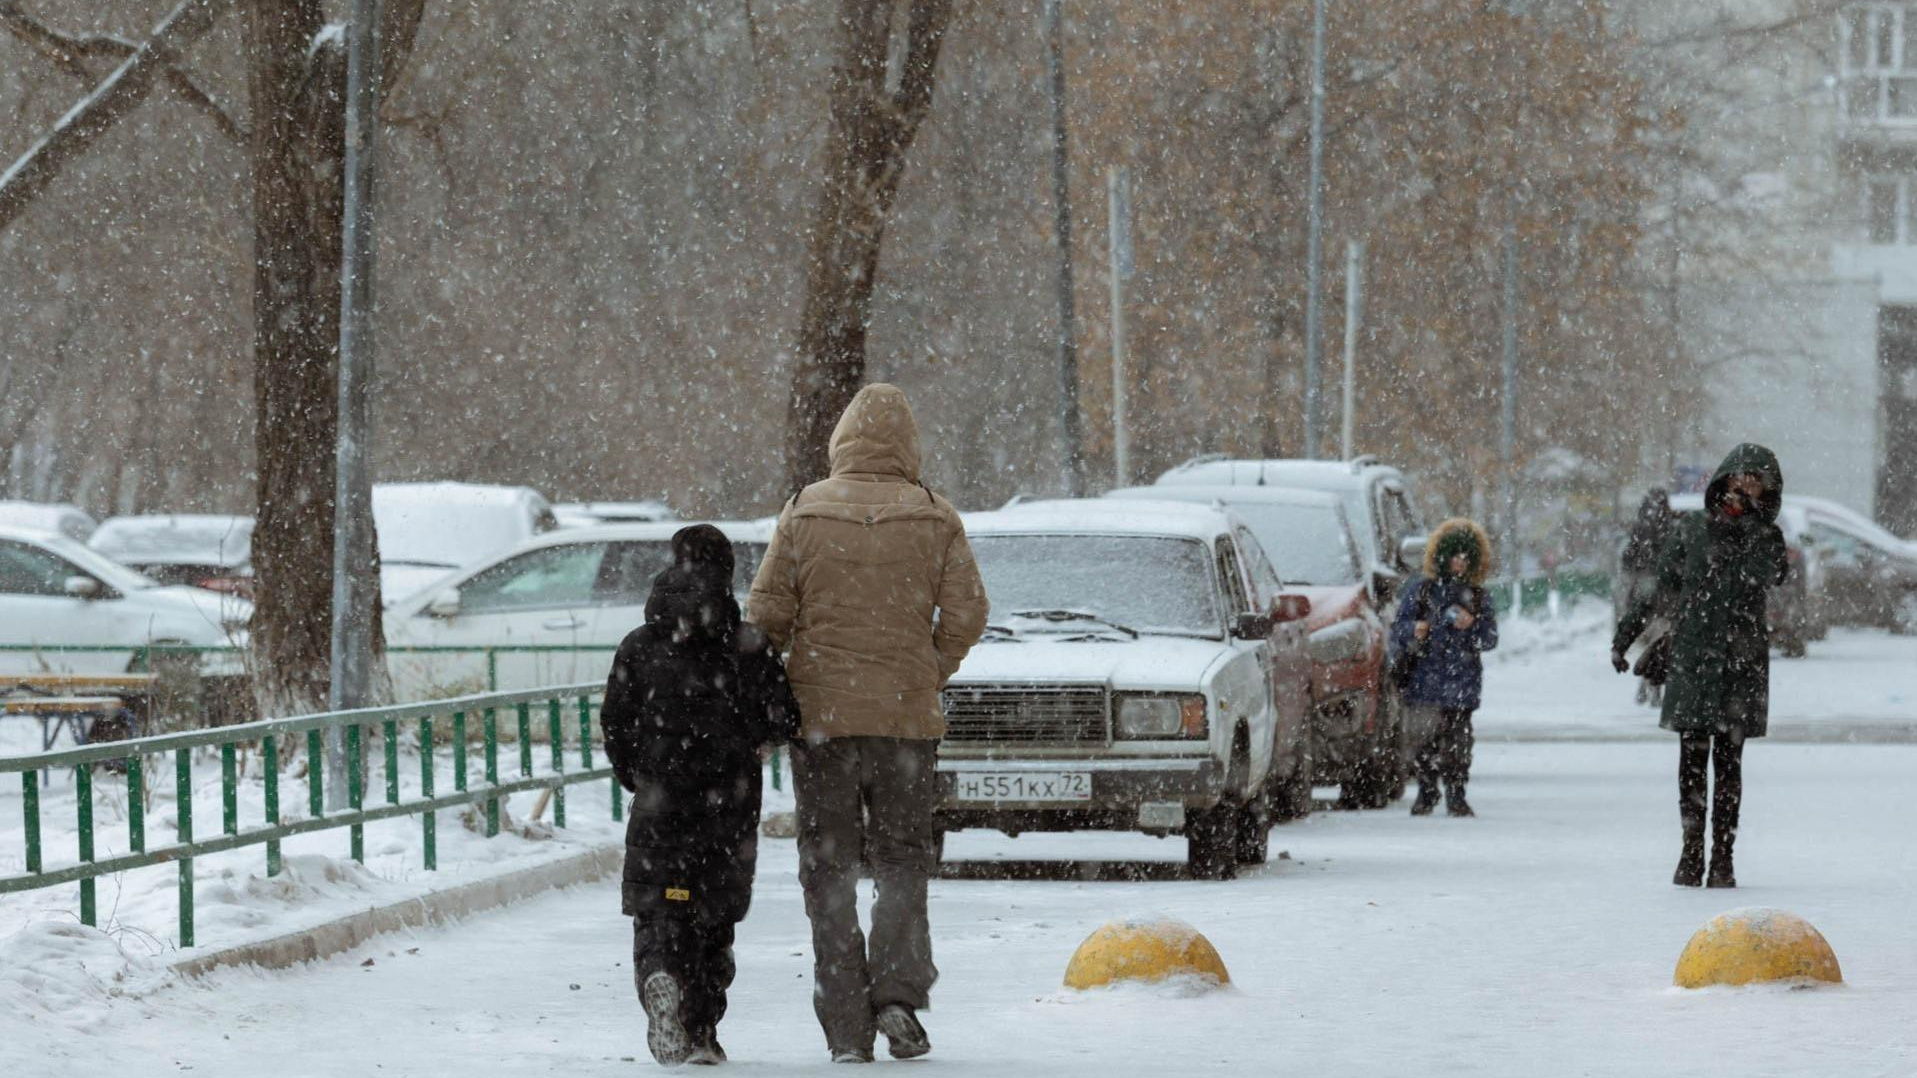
[1107,485,1401,810]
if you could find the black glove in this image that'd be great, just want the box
[1610,650,1630,674]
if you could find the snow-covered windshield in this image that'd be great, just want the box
[90,515,253,567]
[969,534,1220,637]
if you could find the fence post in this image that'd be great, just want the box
[307,729,324,818]
[516,701,532,778]
[483,707,499,837]
[347,723,365,862]
[383,719,400,805]
[453,710,468,791]
[76,762,94,927]
[22,771,41,874]
[221,743,238,837]
[419,714,436,871]
[263,737,281,877]
[547,698,566,829]
[175,747,193,948]
[127,754,145,854]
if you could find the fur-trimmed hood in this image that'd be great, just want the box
[1422,517,1493,585]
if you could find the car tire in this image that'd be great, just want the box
[1186,805,1237,880]
[1274,730,1316,822]
[1233,782,1274,865]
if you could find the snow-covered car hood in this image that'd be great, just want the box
[949,634,1228,692]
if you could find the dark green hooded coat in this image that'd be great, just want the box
[1614,444,1788,737]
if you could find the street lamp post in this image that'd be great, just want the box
[1301,0,1327,460]
[1043,0,1083,496]
[328,0,382,804]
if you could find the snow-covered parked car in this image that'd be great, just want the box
[940,499,1314,879]
[383,520,771,701]
[0,500,97,543]
[1156,455,1426,599]
[0,525,250,677]
[88,514,254,597]
[1106,484,1401,808]
[372,482,560,603]
[553,500,677,528]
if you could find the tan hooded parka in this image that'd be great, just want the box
[747,384,990,740]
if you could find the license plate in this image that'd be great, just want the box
[952,771,1093,803]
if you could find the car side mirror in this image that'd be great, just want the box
[1271,594,1312,623]
[1397,536,1426,572]
[64,575,102,600]
[426,589,462,618]
[1232,612,1275,640]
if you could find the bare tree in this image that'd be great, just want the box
[783,0,956,491]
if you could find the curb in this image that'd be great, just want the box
[170,842,623,979]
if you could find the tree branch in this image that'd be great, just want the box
[0,0,241,146]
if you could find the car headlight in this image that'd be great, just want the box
[1114,693,1207,740]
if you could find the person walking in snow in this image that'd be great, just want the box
[1389,518,1500,817]
[1613,444,1788,889]
[1617,488,1675,706]
[748,383,990,1064]
[600,524,799,1066]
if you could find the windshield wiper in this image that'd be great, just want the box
[1007,609,1140,638]
[981,624,1022,640]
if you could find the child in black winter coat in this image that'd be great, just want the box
[600,525,799,1067]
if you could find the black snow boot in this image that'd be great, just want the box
[1707,827,1737,889]
[876,1004,932,1060]
[1444,783,1474,818]
[1410,783,1441,816]
[686,1027,727,1066]
[1674,814,1705,887]
[642,972,691,1067]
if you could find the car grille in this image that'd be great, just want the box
[941,685,1110,745]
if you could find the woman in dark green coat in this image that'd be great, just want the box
[1612,443,1787,889]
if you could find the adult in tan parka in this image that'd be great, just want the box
[748,383,988,1063]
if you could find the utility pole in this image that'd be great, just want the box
[1301,0,1327,460]
[1107,166,1133,488]
[1499,207,1520,593]
[1341,240,1363,461]
[1043,0,1083,496]
[329,0,382,805]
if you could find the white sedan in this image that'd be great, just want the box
[942,499,1315,878]
[382,520,771,701]
[0,525,249,677]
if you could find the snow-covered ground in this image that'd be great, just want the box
[6,740,1912,1076]
[1478,604,1917,742]
[3,617,1914,1076]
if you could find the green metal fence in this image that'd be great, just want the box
[0,681,617,948]
[0,642,617,695]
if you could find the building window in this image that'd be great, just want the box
[1867,175,1914,243]
[1841,4,1917,123]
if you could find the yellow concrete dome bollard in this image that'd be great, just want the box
[1674,907,1843,989]
[1063,918,1230,990]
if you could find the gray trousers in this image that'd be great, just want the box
[790,736,940,1054]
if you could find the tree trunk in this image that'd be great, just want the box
[783,0,955,492]
[240,0,354,718]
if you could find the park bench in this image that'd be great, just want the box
[3,672,156,751]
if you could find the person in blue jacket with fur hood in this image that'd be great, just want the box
[1389,518,1500,817]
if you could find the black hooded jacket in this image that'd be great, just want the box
[600,525,799,920]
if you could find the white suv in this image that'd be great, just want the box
[1156,455,1426,599]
